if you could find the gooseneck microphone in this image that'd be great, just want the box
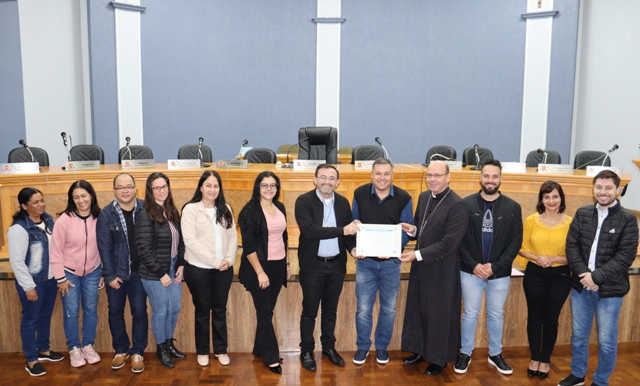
[235,139,248,159]
[574,144,619,170]
[375,137,390,160]
[602,144,619,166]
[470,144,481,170]
[61,132,71,161]
[197,137,209,167]
[537,148,548,164]
[124,136,132,160]
[283,137,309,168]
[430,153,454,161]
[19,139,36,162]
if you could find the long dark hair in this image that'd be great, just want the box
[58,180,101,218]
[536,180,566,214]
[183,170,233,229]
[144,172,180,225]
[12,187,43,222]
[238,171,281,234]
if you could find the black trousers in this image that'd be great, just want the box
[249,259,286,366]
[523,262,571,362]
[299,257,344,353]
[184,263,233,355]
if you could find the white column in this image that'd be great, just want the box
[315,0,343,143]
[519,0,556,162]
[112,1,145,148]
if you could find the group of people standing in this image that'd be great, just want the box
[8,161,638,386]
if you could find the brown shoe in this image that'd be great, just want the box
[111,353,130,370]
[131,354,145,373]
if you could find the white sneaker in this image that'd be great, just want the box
[197,355,209,366]
[82,344,101,364]
[215,353,230,366]
[69,347,86,367]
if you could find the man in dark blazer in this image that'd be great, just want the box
[295,164,358,372]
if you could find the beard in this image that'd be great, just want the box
[481,183,500,196]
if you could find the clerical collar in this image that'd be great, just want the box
[431,186,451,199]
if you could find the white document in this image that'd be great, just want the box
[355,224,402,257]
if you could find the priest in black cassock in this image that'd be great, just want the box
[398,161,468,376]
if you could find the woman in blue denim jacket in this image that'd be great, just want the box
[8,188,63,376]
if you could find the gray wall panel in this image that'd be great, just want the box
[0,0,26,160]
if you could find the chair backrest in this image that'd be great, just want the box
[424,145,457,165]
[525,149,561,167]
[118,145,154,164]
[245,148,276,164]
[462,146,493,166]
[351,145,384,164]
[177,144,213,162]
[298,126,338,164]
[574,150,609,169]
[7,147,50,166]
[70,144,105,164]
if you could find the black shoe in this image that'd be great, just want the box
[167,338,186,360]
[488,354,513,375]
[558,373,585,386]
[528,369,539,377]
[300,352,316,371]
[25,362,46,377]
[322,348,345,367]
[537,370,548,379]
[156,342,175,368]
[403,353,425,365]
[454,353,471,374]
[424,363,446,376]
[38,351,64,362]
[267,364,282,374]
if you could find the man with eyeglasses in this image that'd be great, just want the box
[397,160,468,376]
[295,164,359,372]
[350,158,413,365]
[455,159,522,376]
[96,173,148,373]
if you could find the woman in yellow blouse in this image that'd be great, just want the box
[518,181,572,379]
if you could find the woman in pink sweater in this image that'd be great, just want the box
[50,180,104,368]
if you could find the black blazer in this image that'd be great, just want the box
[294,189,356,274]
[135,209,185,280]
[238,200,288,291]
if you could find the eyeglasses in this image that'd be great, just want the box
[426,173,448,179]
[316,175,337,182]
[152,185,168,192]
[260,183,278,190]
[115,185,135,191]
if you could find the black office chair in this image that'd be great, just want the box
[462,146,493,167]
[70,144,105,164]
[424,145,457,166]
[245,148,276,164]
[351,145,384,164]
[525,149,561,167]
[118,145,154,164]
[177,144,213,162]
[298,126,338,164]
[7,147,50,166]
[574,150,610,169]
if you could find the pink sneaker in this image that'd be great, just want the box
[69,347,86,367]
[82,344,101,364]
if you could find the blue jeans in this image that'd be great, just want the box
[61,266,102,350]
[105,271,148,355]
[355,258,401,350]
[460,271,510,357]
[570,288,623,386]
[141,257,182,344]
[16,278,58,362]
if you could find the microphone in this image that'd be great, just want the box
[429,153,454,161]
[602,144,619,166]
[61,132,68,147]
[60,132,72,161]
[537,148,548,164]
[470,144,481,170]
[197,137,209,167]
[574,144,619,170]
[375,137,390,160]
[124,136,132,160]
[235,139,248,159]
[19,139,36,162]
[283,137,309,168]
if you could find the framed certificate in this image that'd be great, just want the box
[355,224,402,257]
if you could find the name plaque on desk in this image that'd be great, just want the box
[586,166,623,177]
[216,159,248,169]
[444,161,463,170]
[354,161,375,170]
[65,161,100,171]
[538,164,573,174]
[121,159,155,169]
[0,162,40,175]
[501,162,527,174]
[293,160,325,171]
[167,159,201,169]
